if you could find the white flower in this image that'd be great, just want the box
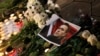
[27,0,43,13]
[31,1,43,13]
[27,0,36,8]
[47,0,60,10]
[81,30,91,39]
[87,34,98,46]
[40,12,48,20]
[33,12,47,28]
[24,10,30,19]
[24,9,35,21]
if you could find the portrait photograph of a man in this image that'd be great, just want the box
[38,14,81,46]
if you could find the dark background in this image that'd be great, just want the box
[55,0,100,21]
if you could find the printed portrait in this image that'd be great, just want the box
[38,14,81,46]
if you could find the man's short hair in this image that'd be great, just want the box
[62,23,70,33]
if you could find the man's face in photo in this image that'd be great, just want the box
[53,24,69,38]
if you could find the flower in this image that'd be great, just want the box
[81,30,91,39]
[87,34,98,46]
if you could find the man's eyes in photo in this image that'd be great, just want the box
[58,28,64,31]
